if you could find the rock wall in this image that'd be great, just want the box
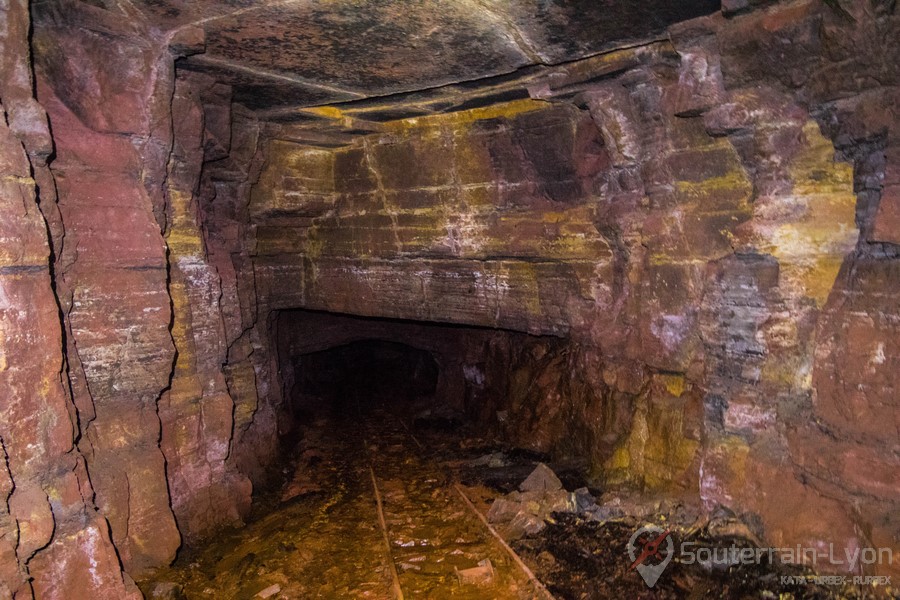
[33,0,284,562]
[252,0,898,574]
[181,72,282,495]
[161,71,257,544]
[0,0,282,595]
[254,102,603,335]
[712,0,899,565]
[0,1,143,598]
[34,10,182,579]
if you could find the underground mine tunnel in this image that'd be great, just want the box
[1,0,898,598]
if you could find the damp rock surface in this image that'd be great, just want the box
[141,410,541,599]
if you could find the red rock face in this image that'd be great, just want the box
[0,1,142,598]
[30,3,274,586]
[158,72,259,541]
[34,20,182,579]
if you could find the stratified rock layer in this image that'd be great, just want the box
[1,1,142,599]
[35,15,181,577]
[252,0,898,577]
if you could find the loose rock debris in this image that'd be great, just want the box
[456,559,494,586]
[255,583,282,598]
[141,411,894,600]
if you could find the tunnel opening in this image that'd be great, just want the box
[289,339,440,418]
[271,308,557,445]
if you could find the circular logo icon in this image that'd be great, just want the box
[627,525,674,588]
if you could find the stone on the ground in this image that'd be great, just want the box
[519,463,563,493]
[457,559,494,586]
[255,583,281,598]
[574,487,596,512]
[504,512,547,540]
[149,582,186,600]
[519,490,575,515]
[489,468,578,537]
[584,505,625,523]
[487,496,523,523]
[471,452,509,468]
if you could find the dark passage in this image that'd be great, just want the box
[272,309,530,435]
[291,339,440,416]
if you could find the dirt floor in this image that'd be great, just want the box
[140,405,896,600]
[141,409,542,599]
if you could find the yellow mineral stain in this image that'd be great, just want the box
[165,231,203,257]
[761,351,813,393]
[607,445,631,472]
[385,99,549,133]
[301,106,345,120]
[643,403,700,490]
[790,121,855,194]
[605,391,700,491]
[674,171,754,204]
[662,374,686,398]
[495,261,542,318]
[759,120,857,307]
[167,267,200,405]
[1,175,35,185]
[165,188,204,257]
[0,327,6,372]
[229,363,259,430]
[709,434,751,492]
[303,233,325,261]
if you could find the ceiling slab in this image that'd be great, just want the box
[485,0,723,63]
[193,1,534,94]
[177,55,364,109]
[54,0,722,117]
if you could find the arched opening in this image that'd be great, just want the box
[289,339,440,417]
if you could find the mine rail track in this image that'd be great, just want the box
[364,413,556,600]
[370,463,406,600]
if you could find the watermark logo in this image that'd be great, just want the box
[627,523,894,589]
[628,525,674,588]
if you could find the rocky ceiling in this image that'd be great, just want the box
[173,0,721,106]
[37,0,722,145]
